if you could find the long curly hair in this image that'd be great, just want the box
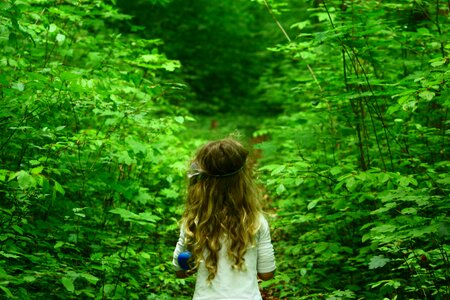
[181,138,262,282]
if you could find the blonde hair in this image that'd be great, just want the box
[182,138,262,282]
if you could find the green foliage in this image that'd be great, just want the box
[0,0,194,298]
[117,0,276,114]
[253,0,450,298]
[1,0,449,299]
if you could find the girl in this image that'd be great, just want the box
[173,138,276,300]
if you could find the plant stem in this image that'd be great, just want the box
[113,234,132,297]
[262,0,323,92]
[435,0,446,57]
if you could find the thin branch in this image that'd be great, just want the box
[442,107,448,160]
[262,0,323,92]
[263,0,291,42]
[436,0,446,57]
[323,0,395,170]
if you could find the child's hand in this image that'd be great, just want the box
[175,270,189,278]
[178,251,193,270]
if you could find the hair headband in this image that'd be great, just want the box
[188,162,244,179]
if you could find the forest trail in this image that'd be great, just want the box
[1,0,448,299]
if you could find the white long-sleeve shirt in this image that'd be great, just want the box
[172,214,276,300]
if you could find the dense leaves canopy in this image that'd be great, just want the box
[0,0,448,299]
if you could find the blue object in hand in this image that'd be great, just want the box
[178,251,193,270]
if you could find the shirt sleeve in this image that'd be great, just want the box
[256,215,276,274]
[172,226,187,271]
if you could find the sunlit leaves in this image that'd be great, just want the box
[307,199,319,210]
[0,0,192,298]
[80,273,100,285]
[276,183,286,195]
[130,53,181,71]
[15,171,36,189]
[418,90,435,101]
[1,0,449,298]
[61,277,75,293]
[253,0,449,298]
[174,116,184,124]
[0,285,13,298]
[369,255,390,269]
[54,180,65,195]
[109,208,161,225]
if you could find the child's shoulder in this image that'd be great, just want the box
[257,212,267,223]
[258,212,270,224]
[256,213,270,234]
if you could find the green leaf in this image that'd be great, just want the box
[0,169,7,182]
[345,177,356,191]
[110,208,139,221]
[174,116,184,124]
[0,251,20,259]
[0,2,13,10]
[31,166,44,175]
[54,180,65,195]
[371,224,397,233]
[49,24,57,33]
[333,198,348,210]
[398,176,410,187]
[371,202,397,214]
[12,82,25,91]
[418,90,435,101]
[141,54,159,62]
[410,224,439,238]
[133,190,153,205]
[23,276,36,282]
[401,207,417,215]
[307,199,319,210]
[161,188,178,199]
[56,33,65,44]
[125,136,147,155]
[60,72,81,81]
[369,255,390,269]
[0,285,13,298]
[103,284,115,295]
[162,60,180,71]
[408,177,418,186]
[392,89,416,99]
[29,160,41,166]
[329,166,342,176]
[0,74,8,86]
[290,20,310,30]
[271,165,286,176]
[80,273,99,284]
[294,178,304,186]
[378,172,391,184]
[54,241,65,249]
[11,225,23,235]
[16,171,36,189]
[276,183,286,195]
[117,151,135,165]
[430,58,446,67]
[61,276,75,292]
[138,212,160,223]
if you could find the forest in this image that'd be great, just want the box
[0,0,449,299]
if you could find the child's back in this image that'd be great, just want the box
[172,138,276,300]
